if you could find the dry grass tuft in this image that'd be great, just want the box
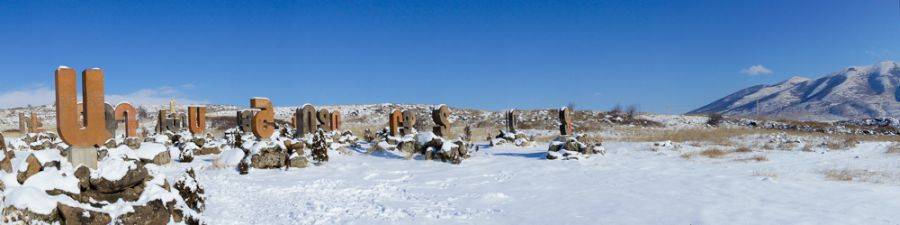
[734,146,753,153]
[822,137,859,150]
[736,155,768,162]
[823,169,892,183]
[753,170,778,179]
[699,148,729,158]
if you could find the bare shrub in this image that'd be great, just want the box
[626,105,638,120]
[706,113,724,127]
[680,152,694,159]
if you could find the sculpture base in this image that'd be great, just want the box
[68,147,99,169]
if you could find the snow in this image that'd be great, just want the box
[186,141,900,225]
[92,157,137,181]
[4,186,61,215]
[22,169,81,194]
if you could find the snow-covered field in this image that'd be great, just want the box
[165,141,900,225]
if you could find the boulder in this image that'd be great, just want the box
[0,149,13,173]
[2,206,59,224]
[150,151,171,165]
[124,137,142,150]
[16,154,42,184]
[250,147,285,169]
[116,200,172,225]
[57,203,111,225]
[89,164,148,194]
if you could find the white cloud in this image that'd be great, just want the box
[107,86,208,106]
[0,85,54,108]
[0,85,206,109]
[740,65,773,75]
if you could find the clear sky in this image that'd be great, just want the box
[0,0,898,113]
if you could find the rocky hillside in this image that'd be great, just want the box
[691,61,900,121]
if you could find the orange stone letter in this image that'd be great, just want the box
[250,98,275,138]
[188,106,207,135]
[56,67,111,147]
[389,109,403,137]
[114,103,138,137]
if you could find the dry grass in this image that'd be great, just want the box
[734,146,753,153]
[823,169,894,183]
[753,170,778,179]
[736,155,768,162]
[699,148,729,158]
[822,137,859,150]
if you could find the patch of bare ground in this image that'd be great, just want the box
[734,146,753,153]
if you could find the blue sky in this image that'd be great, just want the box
[0,0,898,113]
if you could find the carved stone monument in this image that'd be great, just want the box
[188,106,207,135]
[114,103,138,137]
[27,112,45,133]
[296,104,318,135]
[330,110,341,131]
[559,107,573,136]
[401,110,416,136]
[56,67,111,169]
[389,109,402,137]
[506,109,517,133]
[250,98,275,138]
[432,105,451,137]
[236,110,255,133]
[316,109,331,132]
[17,113,26,132]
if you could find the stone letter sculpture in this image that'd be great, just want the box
[114,103,138,137]
[559,107,573,135]
[432,105,451,137]
[316,109,332,132]
[401,110,416,136]
[56,67,110,169]
[17,113,26,132]
[56,67,111,147]
[296,104,318,135]
[28,112,45,133]
[330,110,341,131]
[236,110,255,133]
[389,109,403,136]
[506,109,517,133]
[250,98,275,138]
[104,103,117,137]
[188,106,207,135]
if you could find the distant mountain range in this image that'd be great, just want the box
[690,61,900,121]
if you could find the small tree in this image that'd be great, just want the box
[610,104,623,115]
[707,113,724,126]
[626,105,638,120]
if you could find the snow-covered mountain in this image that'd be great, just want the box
[690,61,900,121]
